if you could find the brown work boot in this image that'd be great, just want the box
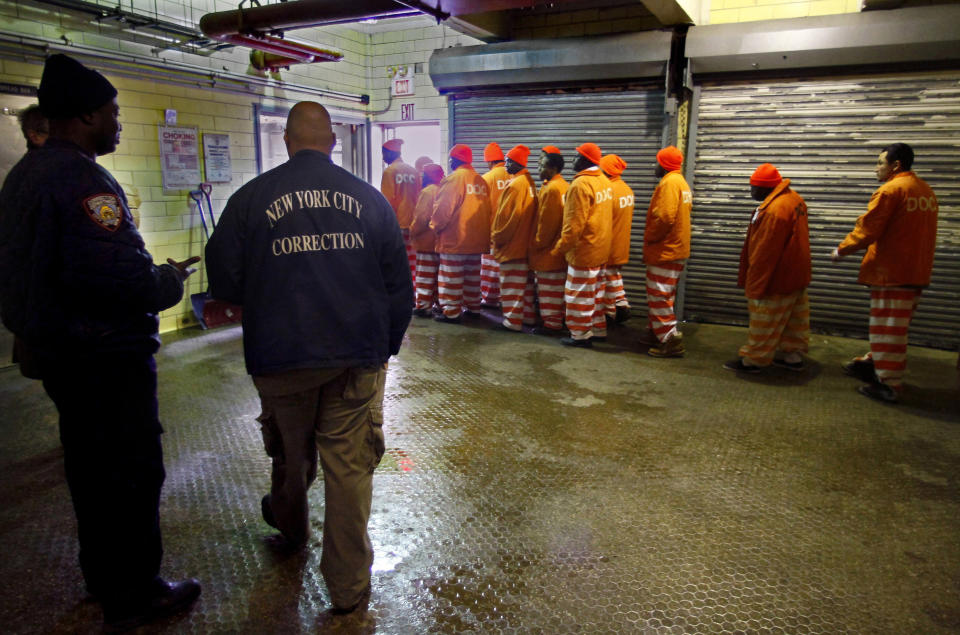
[648,332,684,358]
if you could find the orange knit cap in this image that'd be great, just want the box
[750,163,782,187]
[542,145,561,155]
[449,144,472,164]
[576,142,602,165]
[599,154,627,177]
[414,156,432,172]
[506,144,530,167]
[383,139,403,152]
[483,142,504,162]
[656,146,683,171]
[423,163,444,183]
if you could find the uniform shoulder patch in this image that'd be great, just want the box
[82,193,124,232]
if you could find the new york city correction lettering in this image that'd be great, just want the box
[265,189,366,256]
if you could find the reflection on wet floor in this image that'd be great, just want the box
[0,313,958,633]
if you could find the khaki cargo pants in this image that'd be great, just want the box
[253,365,386,609]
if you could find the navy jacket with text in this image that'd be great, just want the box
[205,149,413,376]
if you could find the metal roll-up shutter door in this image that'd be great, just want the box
[452,89,666,309]
[686,72,960,348]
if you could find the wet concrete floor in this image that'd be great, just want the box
[0,313,958,634]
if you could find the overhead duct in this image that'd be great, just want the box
[199,0,425,68]
[685,5,960,74]
[429,31,673,92]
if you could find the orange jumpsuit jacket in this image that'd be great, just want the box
[737,179,811,300]
[644,170,692,265]
[381,159,420,229]
[482,163,511,215]
[607,176,635,266]
[410,184,439,253]
[552,168,613,269]
[529,175,569,272]
[491,170,537,263]
[430,165,492,255]
[837,171,938,287]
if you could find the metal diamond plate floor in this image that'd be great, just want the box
[1,315,958,634]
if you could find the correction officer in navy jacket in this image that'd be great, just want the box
[205,101,412,617]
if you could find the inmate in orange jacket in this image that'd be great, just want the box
[607,175,635,266]
[410,184,439,254]
[737,179,811,300]
[482,163,511,215]
[837,171,938,287]
[529,174,569,272]
[644,170,692,265]
[491,169,537,263]
[552,168,613,268]
[381,158,420,229]
[430,164,492,255]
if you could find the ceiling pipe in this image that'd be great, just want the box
[223,33,342,63]
[199,1,423,40]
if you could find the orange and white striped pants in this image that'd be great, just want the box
[414,252,439,311]
[401,228,416,289]
[646,261,685,343]
[480,252,500,304]
[603,265,629,317]
[499,261,536,330]
[564,266,607,341]
[534,270,566,331]
[739,289,810,367]
[853,287,921,390]
[438,253,482,319]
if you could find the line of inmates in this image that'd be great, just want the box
[381,138,691,357]
[381,139,939,404]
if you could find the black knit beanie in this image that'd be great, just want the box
[38,54,118,119]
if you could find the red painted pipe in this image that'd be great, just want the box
[223,33,342,64]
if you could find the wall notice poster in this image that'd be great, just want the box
[158,125,200,190]
[202,133,232,183]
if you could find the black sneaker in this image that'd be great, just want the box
[103,578,201,632]
[560,337,592,348]
[491,323,522,333]
[531,326,564,336]
[412,308,432,318]
[261,494,277,529]
[723,358,762,373]
[614,306,631,323]
[842,359,876,383]
[772,358,806,372]
[433,314,462,324]
[858,382,899,403]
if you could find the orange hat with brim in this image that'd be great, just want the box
[600,154,627,177]
[450,144,472,164]
[423,163,444,183]
[415,155,432,172]
[383,139,403,152]
[750,163,782,187]
[656,146,683,171]
[506,144,530,168]
[484,142,504,162]
[576,143,602,165]
[542,145,561,155]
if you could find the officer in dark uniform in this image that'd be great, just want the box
[205,102,412,617]
[0,54,201,631]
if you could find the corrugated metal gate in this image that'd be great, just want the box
[451,89,668,309]
[686,72,960,348]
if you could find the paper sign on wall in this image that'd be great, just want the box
[203,133,232,183]
[158,125,200,190]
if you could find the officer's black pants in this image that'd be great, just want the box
[41,353,165,604]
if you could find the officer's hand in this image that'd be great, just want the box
[830,248,842,263]
[168,256,201,279]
